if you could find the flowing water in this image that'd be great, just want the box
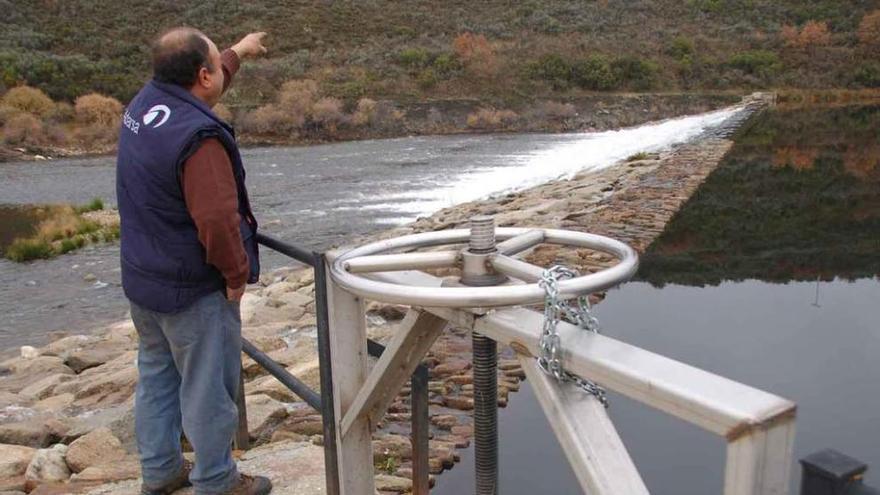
[0,105,740,350]
[433,103,880,494]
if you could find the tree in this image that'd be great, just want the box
[452,33,498,79]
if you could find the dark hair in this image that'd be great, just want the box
[151,27,216,87]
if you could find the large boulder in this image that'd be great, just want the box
[245,394,289,442]
[65,428,127,473]
[0,358,74,394]
[70,455,140,483]
[0,418,68,448]
[18,374,74,402]
[24,444,70,483]
[0,443,36,479]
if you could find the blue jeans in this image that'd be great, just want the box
[131,291,242,494]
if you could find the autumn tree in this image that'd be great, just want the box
[781,21,831,48]
[452,33,498,78]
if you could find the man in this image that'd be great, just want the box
[116,27,270,495]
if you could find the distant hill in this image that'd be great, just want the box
[3,0,880,105]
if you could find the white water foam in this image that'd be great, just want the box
[344,105,742,224]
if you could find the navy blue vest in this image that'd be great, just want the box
[116,80,260,313]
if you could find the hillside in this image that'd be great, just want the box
[3,0,879,105]
[1,1,879,160]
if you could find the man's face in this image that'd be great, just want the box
[196,37,224,107]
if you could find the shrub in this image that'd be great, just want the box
[782,21,832,48]
[74,93,122,126]
[432,53,461,77]
[213,103,234,123]
[311,97,345,131]
[853,63,880,87]
[858,10,880,46]
[2,112,44,146]
[728,50,781,77]
[75,197,104,213]
[572,55,616,90]
[278,79,319,117]
[452,33,498,78]
[5,238,53,262]
[667,37,695,60]
[611,56,658,90]
[527,54,572,90]
[351,98,377,126]
[416,68,438,89]
[466,108,518,129]
[241,105,303,134]
[781,25,800,47]
[73,124,118,146]
[1,86,54,117]
[801,21,831,48]
[398,48,430,69]
[46,101,74,123]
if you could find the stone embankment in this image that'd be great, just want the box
[0,93,771,494]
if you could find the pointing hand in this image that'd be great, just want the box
[231,32,268,59]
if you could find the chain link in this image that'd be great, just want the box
[537,265,608,407]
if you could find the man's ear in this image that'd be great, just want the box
[197,66,212,89]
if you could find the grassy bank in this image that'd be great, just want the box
[3,198,120,262]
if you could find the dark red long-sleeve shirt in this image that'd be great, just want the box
[180,49,249,290]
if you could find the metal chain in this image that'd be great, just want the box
[537,265,609,407]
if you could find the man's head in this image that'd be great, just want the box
[152,27,224,107]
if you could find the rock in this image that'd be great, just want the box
[18,374,74,401]
[70,455,139,483]
[0,444,36,478]
[25,444,70,483]
[20,347,40,360]
[33,394,75,413]
[39,335,98,358]
[0,480,27,493]
[82,274,97,282]
[234,440,326,494]
[245,394,289,441]
[372,434,412,464]
[65,346,123,374]
[0,391,22,408]
[0,418,68,448]
[65,427,127,473]
[69,367,137,408]
[374,474,412,493]
[0,357,74,394]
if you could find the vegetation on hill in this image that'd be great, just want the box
[1,1,879,156]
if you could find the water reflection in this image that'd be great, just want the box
[639,104,880,287]
[433,104,880,495]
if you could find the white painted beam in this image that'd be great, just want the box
[521,356,649,495]
[476,307,796,439]
[340,309,447,436]
[326,272,375,495]
[723,418,795,495]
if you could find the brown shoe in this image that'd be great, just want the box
[141,459,193,494]
[223,473,272,495]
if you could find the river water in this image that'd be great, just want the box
[0,105,739,350]
[433,103,880,494]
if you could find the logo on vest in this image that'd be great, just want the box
[143,105,171,128]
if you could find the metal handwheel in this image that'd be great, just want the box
[330,216,639,307]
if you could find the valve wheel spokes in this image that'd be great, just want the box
[331,227,638,308]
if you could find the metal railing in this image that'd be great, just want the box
[233,233,431,495]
